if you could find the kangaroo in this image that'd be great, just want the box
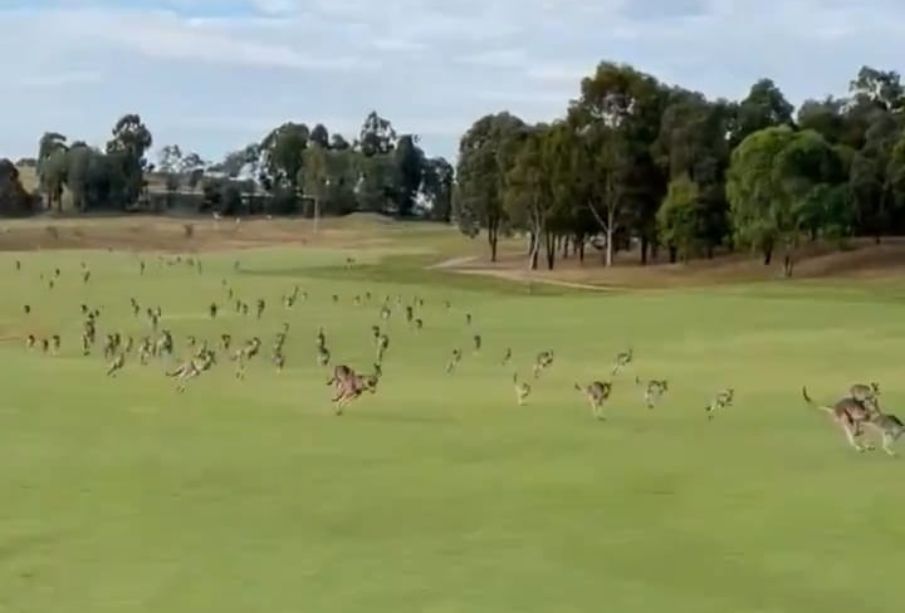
[167,351,215,393]
[272,351,286,373]
[513,373,531,406]
[850,382,881,413]
[327,364,380,416]
[446,349,462,374]
[576,381,612,421]
[138,337,153,365]
[106,353,126,377]
[376,334,390,363]
[636,378,668,409]
[317,345,331,367]
[863,412,905,457]
[803,387,876,453]
[705,388,734,420]
[533,350,554,379]
[612,348,633,376]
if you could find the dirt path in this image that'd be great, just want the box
[430,256,612,291]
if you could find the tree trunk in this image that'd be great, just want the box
[545,231,556,270]
[640,235,649,266]
[488,223,499,262]
[527,232,535,256]
[669,246,677,264]
[528,225,541,271]
[578,237,586,263]
[605,209,615,268]
[783,253,794,278]
[875,233,882,245]
[763,246,773,266]
[652,242,660,263]
[707,245,714,260]
[562,236,570,260]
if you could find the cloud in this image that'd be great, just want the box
[4,0,905,164]
[19,70,104,88]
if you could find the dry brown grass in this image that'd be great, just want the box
[0,214,405,253]
[445,237,905,288]
[3,213,905,287]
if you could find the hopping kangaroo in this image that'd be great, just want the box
[326,364,380,415]
[636,378,668,409]
[512,373,531,406]
[850,382,881,413]
[575,381,612,420]
[705,388,734,420]
[802,386,900,454]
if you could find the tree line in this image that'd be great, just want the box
[454,63,905,274]
[0,112,454,222]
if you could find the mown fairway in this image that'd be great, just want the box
[2,235,905,612]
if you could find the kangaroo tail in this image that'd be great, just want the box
[574,383,583,392]
[802,386,833,414]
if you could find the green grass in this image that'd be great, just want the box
[2,241,905,612]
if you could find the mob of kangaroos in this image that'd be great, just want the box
[20,253,905,460]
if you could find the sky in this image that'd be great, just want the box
[1,0,904,164]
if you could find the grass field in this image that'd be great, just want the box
[2,222,905,612]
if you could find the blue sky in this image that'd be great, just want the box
[1,0,903,164]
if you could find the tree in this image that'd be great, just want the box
[655,92,734,258]
[356,153,394,213]
[330,134,351,151]
[732,79,794,146]
[456,112,527,261]
[259,122,309,208]
[797,97,847,144]
[106,114,153,206]
[657,174,705,262]
[503,127,550,269]
[728,127,849,276]
[393,135,425,217]
[850,66,905,112]
[37,132,68,211]
[309,124,330,149]
[158,145,184,206]
[301,144,329,224]
[359,112,397,156]
[158,145,183,174]
[421,157,454,222]
[0,159,37,217]
[727,126,797,268]
[582,125,634,267]
[850,111,903,241]
[216,145,259,179]
[572,61,669,265]
[180,152,207,190]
